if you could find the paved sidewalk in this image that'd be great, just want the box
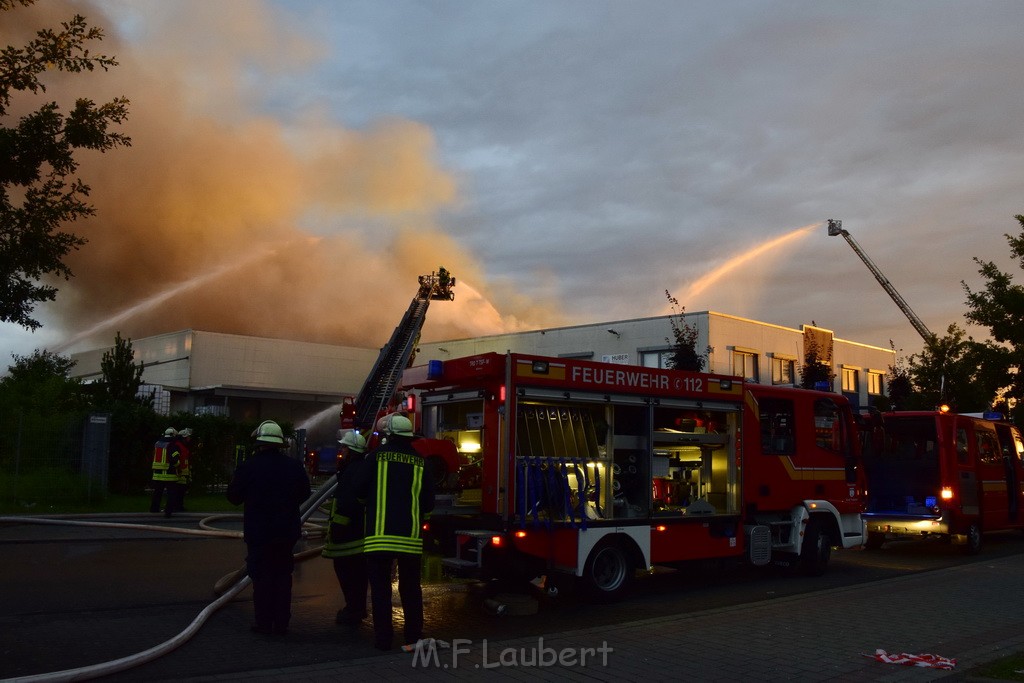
[184,553,1024,682]
[4,515,1023,683]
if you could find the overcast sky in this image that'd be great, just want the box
[3,0,1023,368]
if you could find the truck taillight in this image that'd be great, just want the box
[941,487,954,500]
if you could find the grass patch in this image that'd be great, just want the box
[0,490,235,516]
[970,653,1024,681]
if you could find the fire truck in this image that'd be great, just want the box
[860,409,1024,554]
[399,352,866,601]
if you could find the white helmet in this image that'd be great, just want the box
[375,413,414,437]
[338,431,367,453]
[252,420,284,444]
[163,427,178,438]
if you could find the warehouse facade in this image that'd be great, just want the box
[69,311,894,444]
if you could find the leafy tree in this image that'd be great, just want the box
[0,348,86,480]
[963,215,1024,423]
[799,336,834,390]
[905,323,996,412]
[664,290,707,371]
[1,348,82,411]
[876,342,912,411]
[97,331,146,406]
[1,0,131,330]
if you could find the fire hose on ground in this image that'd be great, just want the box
[0,476,337,683]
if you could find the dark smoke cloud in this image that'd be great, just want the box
[4,0,563,352]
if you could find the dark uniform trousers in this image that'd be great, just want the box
[333,554,368,618]
[246,541,296,633]
[366,551,423,647]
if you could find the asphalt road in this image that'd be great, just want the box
[3,514,1023,681]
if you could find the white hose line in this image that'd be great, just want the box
[0,515,242,538]
[0,514,327,540]
[3,575,252,683]
[0,484,341,682]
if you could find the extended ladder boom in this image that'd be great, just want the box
[349,269,455,431]
[827,220,933,342]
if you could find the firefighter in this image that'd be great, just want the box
[150,427,180,515]
[321,430,369,628]
[349,413,435,650]
[173,428,193,514]
[226,420,311,636]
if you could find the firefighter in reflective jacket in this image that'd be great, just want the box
[322,430,369,628]
[349,413,434,650]
[174,428,194,513]
[150,428,181,516]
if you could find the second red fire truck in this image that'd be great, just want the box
[860,409,1024,554]
[396,351,866,600]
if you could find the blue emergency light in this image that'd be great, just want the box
[427,359,444,380]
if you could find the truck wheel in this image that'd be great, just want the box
[800,519,831,576]
[963,523,983,555]
[864,531,885,550]
[581,539,633,602]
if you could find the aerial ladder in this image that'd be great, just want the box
[341,268,456,432]
[300,268,455,516]
[827,219,934,342]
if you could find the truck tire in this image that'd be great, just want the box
[581,538,633,602]
[799,518,831,576]
[963,523,983,555]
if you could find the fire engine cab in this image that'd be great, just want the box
[861,409,1024,554]
[401,352,866,601]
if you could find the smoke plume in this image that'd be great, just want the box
[5,0,563,352]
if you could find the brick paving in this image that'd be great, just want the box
[3,515,1023,682]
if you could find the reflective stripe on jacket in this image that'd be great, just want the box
[321,498,364,558]
[322,452,367,558]
[152,438,180,481]
[353,436,435,555]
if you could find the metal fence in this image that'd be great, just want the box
[0,409,110,510]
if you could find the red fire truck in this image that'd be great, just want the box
[861,409,1024,554]
[398,352,865,601]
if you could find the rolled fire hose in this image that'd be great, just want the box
[0,480,337,682]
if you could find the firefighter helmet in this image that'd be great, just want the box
[163,428,178,438]
[376,413,413,437]
[252,420,284,444]
[338,431,366,453]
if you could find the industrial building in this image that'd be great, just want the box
[68,311,894,445]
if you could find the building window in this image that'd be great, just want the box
[771,356,795,385]
[732,349,759,383]
[641,349,674,369]
[841,367,859,393]
[867,371,884,396]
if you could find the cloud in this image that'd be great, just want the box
[2,0,562,356]
[3,0,1024,364]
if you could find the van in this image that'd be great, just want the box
[860,410,1024,554]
